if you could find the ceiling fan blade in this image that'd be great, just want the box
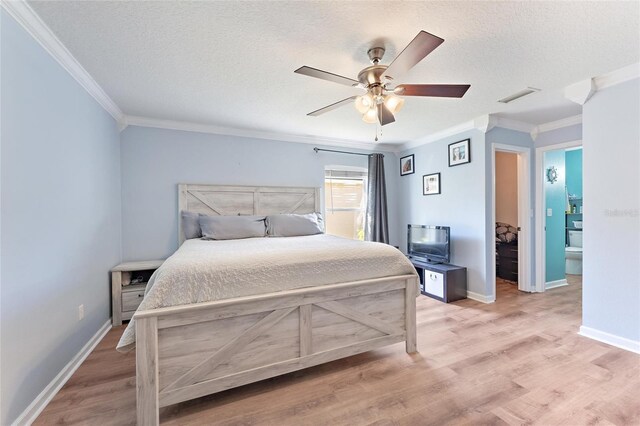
[377,103,395,126]
[295,66,359,87]
[308,96,358,116]
[381,31,444,81]
[394,84,471,98]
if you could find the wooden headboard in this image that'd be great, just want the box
[178,184,321,245]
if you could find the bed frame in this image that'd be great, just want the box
[134,184,418,425]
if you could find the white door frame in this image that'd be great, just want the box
[491,143,532,296]
[535,140,582,293]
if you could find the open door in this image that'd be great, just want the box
[493,144,532,299]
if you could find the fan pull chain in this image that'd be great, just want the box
[374,123,382,142]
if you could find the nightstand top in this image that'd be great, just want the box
[112,259,165,272]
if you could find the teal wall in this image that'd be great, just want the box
[544,150,566,282]
[565,148,583,198]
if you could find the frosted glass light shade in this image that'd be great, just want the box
[362,107,378,124]
[384,94,405,114]
[355,94,373,113]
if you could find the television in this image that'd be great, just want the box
[407,225,450,264]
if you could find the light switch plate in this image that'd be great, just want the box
[547,208,553,217]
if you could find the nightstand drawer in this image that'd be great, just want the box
[497,244,518,259]
[112,260,164,326]
[122,289,145,312]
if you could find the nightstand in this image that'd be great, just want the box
[111,260,165,326]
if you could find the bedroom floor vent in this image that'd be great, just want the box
[498,87,540,104]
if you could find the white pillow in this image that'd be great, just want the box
[266,213,324,237]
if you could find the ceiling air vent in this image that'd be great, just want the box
[498,87,540,104]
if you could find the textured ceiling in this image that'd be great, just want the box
[28,1,640,144]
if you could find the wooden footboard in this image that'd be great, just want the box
[134,274,418,425]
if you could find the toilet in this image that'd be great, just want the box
[565,230,583,275]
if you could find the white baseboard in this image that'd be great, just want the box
[579,325,640,354]
[545,278,568,290]
[467,290,495,304]
[12,320,112,426]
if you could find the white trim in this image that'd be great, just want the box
[545,278,568,290]
[494,117,537,134]
[537,114,582,134]
[491,143,533,297]
[398,114,505,151]
[473,114,498,133]
[534,139,582,293]
[564,79,596,105]
[1,0,124,126]
[593,62,640,91]
[467,290,495,304]
[579,326,640,354]
[399,120,476,151]
[124,115,401,153]
[11,321,111,426]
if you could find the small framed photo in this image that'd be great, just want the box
[400,154,415,176]
[423,173,441,195]
[448,138,471,167]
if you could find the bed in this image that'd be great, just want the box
[125,184,419,425]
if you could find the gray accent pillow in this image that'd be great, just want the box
[199,215,266,240]
[181,211,201,240]
[266,213,324,237]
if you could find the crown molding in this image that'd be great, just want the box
[537,114,582,133]
[399,120,476,152]
[493,116,537,134]
[564,78,595,105]
[564,63,639,106]
[594,62,640,91]
[1,0,125,125]
[123,115,402,152]
[473,114,498,133]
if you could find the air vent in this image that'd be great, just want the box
[498,87,540,104]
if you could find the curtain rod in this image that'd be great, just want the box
[313,147,384,157]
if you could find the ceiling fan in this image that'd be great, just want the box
[294,30,470,127]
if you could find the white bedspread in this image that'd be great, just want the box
[117,234,417,352]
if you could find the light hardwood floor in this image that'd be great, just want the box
[36,275,640,425]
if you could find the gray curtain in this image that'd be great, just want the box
[365,153,389,244]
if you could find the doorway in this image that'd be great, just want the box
[491,144,532,299]
[535,141,583,292]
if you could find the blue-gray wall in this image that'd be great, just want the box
[1,11,122,424]
[398,130,489,297]
[544,150,567,282]
[582,77,640,344]
[120,126,400,261]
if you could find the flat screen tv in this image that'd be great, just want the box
[407,225,450,264]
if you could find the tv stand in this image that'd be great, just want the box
[408,257,467,303]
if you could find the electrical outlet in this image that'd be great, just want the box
[78,304,84,321]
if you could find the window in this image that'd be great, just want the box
[324,168,367,240]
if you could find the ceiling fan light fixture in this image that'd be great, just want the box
[384,94,405,114]
[362,107,378,124]
[354,94,373,113]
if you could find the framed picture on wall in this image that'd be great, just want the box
[423,173,441,195]
[400,154,415,176]
[448,138,471,167]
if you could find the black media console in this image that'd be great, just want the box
[408,257,468,303]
